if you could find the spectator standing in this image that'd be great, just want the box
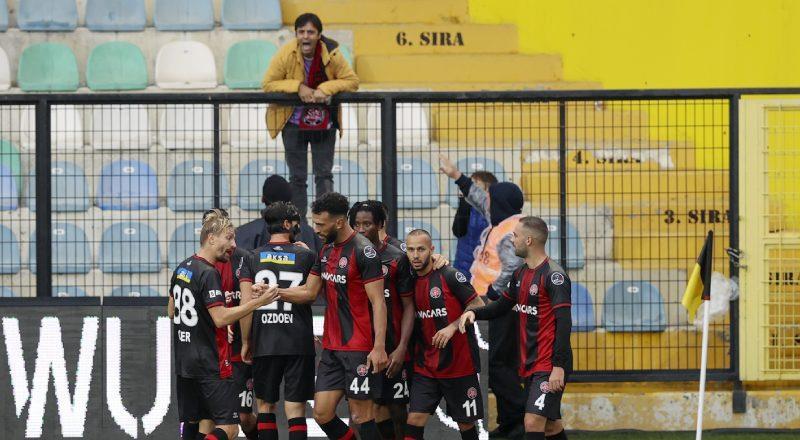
[453,171,497,276]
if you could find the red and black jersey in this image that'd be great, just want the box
[239,241,317,356]
[216,247,251,363]
[170,255,232,379]
[383,234,404,251]
[311,231,384,351]
[378,242,414,352]
[504,258,571,377]
[410,266,480,379]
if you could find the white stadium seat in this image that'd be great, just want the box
[159,105,214,150]
[89,105,153,150]
[227,104,284,149]
[0,47,10,90]
[155,41,217,89]
[367,103,430,148]
[20,105,84,150]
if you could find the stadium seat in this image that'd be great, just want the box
[307,158,370,201]
[224,40,277,89]
[153,0,214,31]
[338,104,360,149]
[26,161,90,212]
[571,283,596,332]
[227,104,284,149]
[89,105,152,149]
[0,225,21,274]
[339,45,354,68]
[168,222,202,267]
[159,105,214,149]
[100,222,161,273]
[602,281,667,332]
[20,105,84,150]
[447,156,507,207]
[221,0,282,30]
[52,286,87,297]
[85,0,146,31]
[29,223,91,274]
[110,285,161,297]
[155,42,217,89]
[0,287,17,297]
[97,159,158,210]
[87,42,148,91]
[0,141,21,189]
[0,3,7,31]
[0,47,10,90]
[167,160,231,212]
[396,220,443,254]
[0,164,18,211]
[542,217,585,269]
[17,0,78,31]
[397,157,439,209]
[367,103,430,147]
[238,159,289,211]
[18,43,79,91]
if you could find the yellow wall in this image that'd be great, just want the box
[469,0,800,89]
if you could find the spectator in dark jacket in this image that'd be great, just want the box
[236,175,322,254]
[453,171,497,276]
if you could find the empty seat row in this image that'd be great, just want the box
[10,0,281,32]
[0,286,161,297]
[567,281,666,332]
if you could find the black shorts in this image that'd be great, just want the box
[177,375,240,426]
[373,363,410,405]
[408,374,483,423]
[233,362,254,414]
[253,355,316,403]
[315,349,373,400]
[523,373,564,420]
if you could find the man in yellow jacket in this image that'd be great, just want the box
[262,13,359,217]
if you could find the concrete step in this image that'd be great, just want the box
[356,53,562,83]
[280,0,469,25]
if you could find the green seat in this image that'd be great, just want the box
[18,43,79,92]
[224,40,277,89]
[0,141,21,190]
[87,42,148,91]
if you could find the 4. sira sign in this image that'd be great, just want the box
[2,316,172,438]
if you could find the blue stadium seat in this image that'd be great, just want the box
[571,282,596,332]
[100,222,161,273]
[52,286,87,297]
[110,285,161,297]
[397,157,439,209]
[0,4,8,31]
[97,159,158,210]
[307,158,370,202]
[29,223,91,274]
[168,222,201,267]
[85,0,146,31]
[542,217,585,269]
[0,164,18,210]
[602,281,666,332]
[168,160,231,212]
[0,225,21,274]
[397,220,443,255]
[26,161,90,212]
[221,0,281,30]
[238,159,289,211]
[17,0,78,31]
[447,157,507,207]
[154,0,214,31]
[0,287,17,297]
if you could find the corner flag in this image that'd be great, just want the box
[682,230,713,322]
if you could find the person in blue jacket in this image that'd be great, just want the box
[452,171,497,276]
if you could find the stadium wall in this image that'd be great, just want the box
[469,0,800,89]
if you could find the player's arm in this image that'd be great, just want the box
[278,273,322,304]
[548,271,573,392]
[387,294,415,377]
[167,295,175,319]
[239,280,256,363]
[365,278,389,373]
[209,285,278,328]
[458,270,519,332]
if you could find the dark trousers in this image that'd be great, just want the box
[281,123,336,217]
[489,310,525,428]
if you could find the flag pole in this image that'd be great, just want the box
[695,298,711,440]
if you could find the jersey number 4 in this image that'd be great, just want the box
[172,285,198,327]
[254,269,303,311]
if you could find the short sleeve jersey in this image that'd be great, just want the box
[170,255,231,379]
[310,232,383,351]
[411,266,480,379]
[377,242,414,351]
[239,241,317,356]
[504,258,572,376]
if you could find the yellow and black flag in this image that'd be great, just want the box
[681,230,714,321]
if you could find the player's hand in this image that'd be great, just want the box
[431,254,450,270]
[549,366,565,392]
[312,88,330,104]
[295,240,310,249]
[367,347,389,374]
[256,284,279,306]
[438,154,462,180]
[241,341,252,365]
[250,282,266,299]
[432,325,457,349]
[458,311,476,334]
[299,84,315,103]
[386,346,406,378]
